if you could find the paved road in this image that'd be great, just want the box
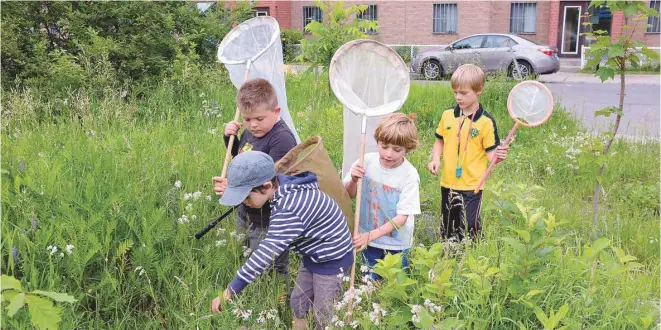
[412,74,660,140]
[544,81,660,139]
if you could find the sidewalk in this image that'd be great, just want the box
[539,72,660,85]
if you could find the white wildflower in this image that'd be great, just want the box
[236,233,246,241]
[243,247,252,257]
[186,203,193,211]
[134,266,146,276]
[174,181,182,188]
[65,244,74,255]
[411,304,422,315]
[216,227,226,236]
[46,245,58,255]
[545,166,555,175]
[350,320,359,328]
[361,275,371,283]
[208,128,217,135]
[360,265,370,273]
[193,191,202,200]
[412,315,421,323]
[59,252,64,258]
[342,276,350,282]
[206,195,213,201]
[184,193,192,201]
[177,214,190,224]
[334,320,345,327]
[216,239,227,247]
[265,309,277,320]
[192,215,197,221]
[256,315,266,323]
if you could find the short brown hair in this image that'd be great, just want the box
[236,78,278,112]
[450,64,485,93]
[374,113,419,151]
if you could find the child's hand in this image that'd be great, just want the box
[224,121,242,137]
[427,160,440,175]
[350,164,365,183]
[212,177,228,196]
[495,144,509,161]
[353,232,370,252]
[211,288,232,313]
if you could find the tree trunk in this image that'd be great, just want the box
[592,63,626,233]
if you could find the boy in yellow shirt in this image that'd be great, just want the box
[427,64,508,241]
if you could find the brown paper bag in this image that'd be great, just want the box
[275,136,354,232]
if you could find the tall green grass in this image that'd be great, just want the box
[2,72,658,329]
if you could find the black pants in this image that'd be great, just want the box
[441,187,483,241]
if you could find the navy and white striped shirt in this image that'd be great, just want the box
[228,172,354,295]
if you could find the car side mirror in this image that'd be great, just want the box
[446,45,453,51]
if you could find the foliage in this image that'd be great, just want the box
[1,72,658,328]
[281,29,304,63]
[1,274,76,330]
[582,0,660,233]
[0,1,252,92]
[297,1,379,71]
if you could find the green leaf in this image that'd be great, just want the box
[592,238,611,253]
[607,45,625,58]
[32,290,77,303]
[7,292,25,317]
[502,237,527,255]
[438,317,465,329]
[1,275,23,292]
[534,306,550,327]
[514,229,531,244]
[597,67,616,82]
[554,304,569,325]
[641,48,661,61]
[25,295,62,330]
[594,106,623,118]
[623,4,638,17]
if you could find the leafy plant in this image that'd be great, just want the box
[582,1,660,234]
[1,274,76,330]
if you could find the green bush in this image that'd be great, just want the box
[281,29,304,63]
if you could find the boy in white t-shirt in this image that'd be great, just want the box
[343,113,421,279]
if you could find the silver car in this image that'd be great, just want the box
[411,33,560,80]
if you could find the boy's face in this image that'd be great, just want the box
[243,182,275,209]
[453,85,481,110]
[241,103,281,138]
[377,141,407,169]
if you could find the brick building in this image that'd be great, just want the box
[221,0,660,58]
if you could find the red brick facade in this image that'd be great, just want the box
[222,1,660,49]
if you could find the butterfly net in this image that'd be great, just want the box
[328,40,410,176]
[509,82,553,126]
[217,16,300,143]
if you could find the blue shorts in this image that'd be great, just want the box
[360,245,410,280]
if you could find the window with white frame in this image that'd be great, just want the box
[510,2,537,34]
[303,6,323,33]
[648,1,660,33]
[433,3,458,34]
[253,7,269,17]
[358,4,378,35]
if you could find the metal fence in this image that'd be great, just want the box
[581,46,661,70]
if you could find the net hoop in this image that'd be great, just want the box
[507,80,554,128]
[217,16,280,65]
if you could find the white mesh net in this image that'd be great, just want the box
[217,16,300,143]
[509,82,553,126]
[329,40,410,176]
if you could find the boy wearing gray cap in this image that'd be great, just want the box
[211,151,353,330]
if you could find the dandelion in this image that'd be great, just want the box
[65,244,74,255]
[193,191,202,200]
[174,180,182,188]
[206,195,213,202]
[216,239,227,247]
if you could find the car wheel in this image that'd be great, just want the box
[423,59,442,80]
[509,60,532,80]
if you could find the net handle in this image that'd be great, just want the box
[220,61,252,179]
[507,80,554,127]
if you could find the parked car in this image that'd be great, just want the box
[410,33,560,80]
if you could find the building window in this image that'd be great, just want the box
[253,7,269,17]
[589,5,612,35]
[358,4,378,35]
[510,2,537,34]
[432,3,458,34]
[648,1,660,33]
[303,6,323,33]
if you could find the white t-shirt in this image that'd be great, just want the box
[343,152,421,250]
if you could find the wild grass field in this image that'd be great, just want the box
[2,70,659,329]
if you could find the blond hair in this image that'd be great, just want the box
[450,64,485,93]
[374,113,419,151]
[236,78,278,112]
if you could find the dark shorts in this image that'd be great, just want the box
[441,187,483,241]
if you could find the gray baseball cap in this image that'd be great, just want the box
[219,151,276,206]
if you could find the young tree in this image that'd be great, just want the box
[583,1,659,233]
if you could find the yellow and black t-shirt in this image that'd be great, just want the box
[435,104,500,191]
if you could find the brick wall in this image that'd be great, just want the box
[547,0,560,46]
